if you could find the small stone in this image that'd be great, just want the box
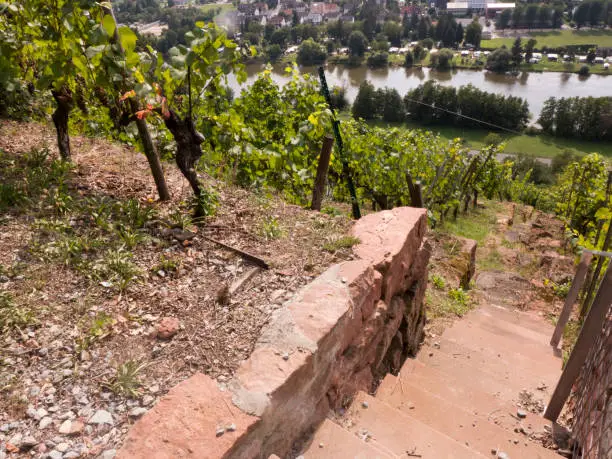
[63,452,80,458]
[513,439,519,444]
[129,407,147,418]
[497,452,509,459]
[100,450,117,459]
[282,353,289,361]
[48,451,63,459]
[39,417,53,429]
[156,317,180,339]
[58,419,84,435]
[55,442,70,452]
[319,442,324,448]
[516,409,527,419]
[215,427,225,437]
[226,423,236,432]
[27,407,41,420]
[142,395,154,406]
[88,409,113,425]
[21,435,38,449]
[361,401,369,409]
[149,384,160,394]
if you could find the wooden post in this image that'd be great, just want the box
[310,136,334,211]
[581,217,612,318]
[550,251,593,348]
[406,173,423,208]
[544,263,612,422]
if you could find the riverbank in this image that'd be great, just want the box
[327,51,611,75]
[351,117,612,158]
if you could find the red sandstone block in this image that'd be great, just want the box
[351,207,427,302]
[117,373,258,459]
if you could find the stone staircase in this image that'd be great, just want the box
[303,303,563,459]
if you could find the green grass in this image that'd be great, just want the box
[381,120,612,158]
[481,29,612,49]
[437,202,502,244]
[199,2,235,15]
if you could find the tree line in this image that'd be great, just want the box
[538,96,612,141]
[351,81,530,131]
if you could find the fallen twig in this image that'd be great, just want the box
[203,236,269,269]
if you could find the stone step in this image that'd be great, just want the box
[431,336,561,388]
[304,418,395,459]
[343,392,488,459]
[377,374,559,459]
[391,359,552,433]
[443,321,562,375]
[464,306,554,346]
[468,304,555,336]
[418,344,556,399]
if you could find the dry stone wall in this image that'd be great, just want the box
[118,207,430,459]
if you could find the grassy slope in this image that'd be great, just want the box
[365,119,612,158]
[481,29,612,49]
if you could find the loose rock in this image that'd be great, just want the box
[58,419,84,435]
[156,317,180,339]
[129,407,148,418]
[516,409,527,419]
[100,449,117,459]
[88,410,113,425]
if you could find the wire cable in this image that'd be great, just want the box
[402,96,526,136]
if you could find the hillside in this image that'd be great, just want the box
[0,120,356,457]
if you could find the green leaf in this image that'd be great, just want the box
[118,26,137,53]
[102,15,116,37]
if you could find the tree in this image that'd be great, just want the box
[292,10,299,27]
[483,133,503,146]
[512,5,524,28]
[267,44,282,62]
[496,9,511,29]
[455,23,464,44]
[297,39,326,65]
[367,52,389,67]
[525,4,539,29]
[486,47,512,73]
[377,88,404,122]
[421,38,434,50]
[587,48,596,64]
[511,37,523,68]
[352,80,378,120]
[348,30,368,57]
[574,3,589,28]
[404,50,414,67]
[524,38,537,63]
[465,20,482,48]
[588,1,604,26]
[538,97,556,133]
[417,16,430,40]
[430,48,455,70]
[538,5,552,28]
[413,44,425,62]
[552,7,563,29]
[383,21,402,47]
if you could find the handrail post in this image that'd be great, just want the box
[544,263,612,422]
[550,251,592,348]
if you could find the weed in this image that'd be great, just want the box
[105,359,148,397]
[23,148,49,169]
[85,197,114,231]
[47,188,74,215]
[545,279,571,299]
[117,226,148,249]
[93,249,140,291]
[168,209,193,230]
[152,254,181,274]
[321,205,343,217]
[322,235,360,252]
[41,235,104,267]
[430,273,446,290]
[0,183,28,210]
[116,199,157,229]
[259,216,284,240]
[192,187,219,219]
[479,249,505,271]
[76,312,115,351]
[562,319,582,367]
[33,217,73,236]
[0,292,36,332]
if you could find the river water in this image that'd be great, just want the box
[228,63,612,119]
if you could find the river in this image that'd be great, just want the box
[228,63,612,120]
